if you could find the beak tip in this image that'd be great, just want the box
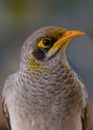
[81,31,86,35]
[70,30,86,37]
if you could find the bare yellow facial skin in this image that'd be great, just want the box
[38,38,52,49]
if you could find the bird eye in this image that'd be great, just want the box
[38,38,52,48]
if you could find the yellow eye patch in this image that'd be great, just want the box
[38,38,52,48]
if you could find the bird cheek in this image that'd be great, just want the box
[27,58,40,69]
[28,51,40,69]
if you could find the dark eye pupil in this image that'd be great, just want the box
[43,39,52,46]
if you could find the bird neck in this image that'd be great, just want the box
[19,53,73,91]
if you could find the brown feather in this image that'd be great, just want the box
[81,101,90,130]
[2,98,11,130]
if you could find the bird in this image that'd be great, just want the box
[2,26,90,130]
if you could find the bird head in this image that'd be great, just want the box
[20,26,85,71]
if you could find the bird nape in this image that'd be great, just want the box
[2,26,89,130]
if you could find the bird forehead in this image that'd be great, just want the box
[36,26,65,38]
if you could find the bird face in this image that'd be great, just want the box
[21,26,85,70]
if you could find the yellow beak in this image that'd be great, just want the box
[49,30,85,52]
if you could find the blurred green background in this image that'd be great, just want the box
[0,0,93,130]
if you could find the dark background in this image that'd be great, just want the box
[0,0,93,129]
